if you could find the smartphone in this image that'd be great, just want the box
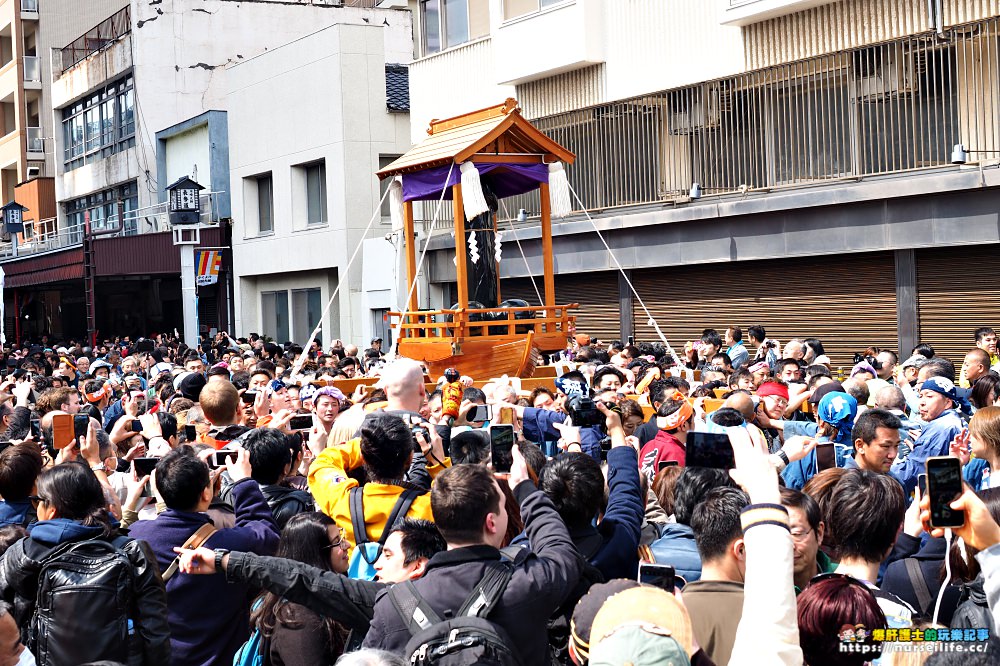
[184,424,197,441]
[131,391,147,415]
[685,432,736,469]
[241,390,257,404]
[627,335,635,346]
[496,406,516,426]
[50,413,75,450]
[73,414,90,439]
[917,473,927,497]
[29,418,41,440]
[658,460,680,471]
[489,424,515,474]
[212,450,239,468]
[132,457,159,477]
[926,456,965,529]
[816,443,837,472]
[288,414,313,432]
[468,404,492,423]
[130,419,143,433]
[638,562,676,593]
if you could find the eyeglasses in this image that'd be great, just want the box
[790,527,814,542]
[764,395,789,409]
[323,528,347,552]
[28,495,48,509]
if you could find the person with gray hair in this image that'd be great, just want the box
[335,649,406,666]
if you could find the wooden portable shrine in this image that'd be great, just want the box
[378,98,578,378]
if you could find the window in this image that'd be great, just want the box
[63,182,138,235]
[61,76,135,171]
[261,291,289,343]
[292,288,322,341]
[256,173,273,234]
[421,0,489,56]
[379,155,401,223]
[504,0,563,20]
[305,161,327,226]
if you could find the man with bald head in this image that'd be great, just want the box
[722,392,755,423]
[961,348,991,389]
[344,344,359,359]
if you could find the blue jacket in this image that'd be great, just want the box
[521,407,603,461]
[781,436,852,491]
[648,522,701,585]
[0,500,33,528]
[891,409,965,496]
[102,398,126,433]
[128,478,280,666]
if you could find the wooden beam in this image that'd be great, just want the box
[402,200,418,317]
[540,181,555,309]
[453,183,469,310]
[470,154,546,164]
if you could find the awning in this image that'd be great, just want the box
[1,248,84,288]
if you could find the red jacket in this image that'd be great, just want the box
[639,430,686,475]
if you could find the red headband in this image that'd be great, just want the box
[757,382,789,401]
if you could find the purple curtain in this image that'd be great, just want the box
[401,162,549,202]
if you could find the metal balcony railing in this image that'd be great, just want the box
[0,192,223,261]
[500,16,1000,222]
[26,127,42,153]
[22,55,39,82]
[60,5,130,69]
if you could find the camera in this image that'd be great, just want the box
[852,353,882,370]
[764,340,777,349]
[566,392,602,428]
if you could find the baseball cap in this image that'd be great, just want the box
[900,354,929,370]
[808,380,844,404]
[590,586,694,657]
[569,580,640,663]
[589,624,690,666]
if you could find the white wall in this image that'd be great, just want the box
[408,0,747,140]
[228,21,412,346]
[163,123,210,189]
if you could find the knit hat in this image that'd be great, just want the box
[756,381,789,401]
[569,580,640,663]
[178,372,207,402]
[850,361,878,378]
[590,587,694,657]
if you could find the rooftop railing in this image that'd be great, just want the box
[60,5,130,70]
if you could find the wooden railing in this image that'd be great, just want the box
[389,303,578,340]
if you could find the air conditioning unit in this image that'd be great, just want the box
[851,44,918,102]
[668,83,724,135]
[26,166,40,178]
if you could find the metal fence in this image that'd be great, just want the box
[60,5,131,70]
[501,17,1000,220]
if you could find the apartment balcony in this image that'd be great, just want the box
[493,0,605,85]
[0,191,224,262]
[497,16,1000,223]
[20,0,38,20]
[720,0,840,26]
[25,126,42,158]
[22,55,39,89]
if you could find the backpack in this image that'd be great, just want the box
[347,487,421,581]
[233,599,269,666]
[388,561,522,666]
[30,535,140,666]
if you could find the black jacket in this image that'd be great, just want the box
[362,481,583,666]
[881,535,961,624]
[952,575,995,630]
[259,484,315,529]
[226,550,384,634]
[0,526,170,666]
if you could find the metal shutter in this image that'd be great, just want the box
[916,245,1000,363]
[631,251,898,368]
[501,271,622,343]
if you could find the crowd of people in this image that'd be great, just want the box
[0,325,998,665]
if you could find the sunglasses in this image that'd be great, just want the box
[28,495,48,509]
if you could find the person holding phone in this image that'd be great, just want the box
[781,391,858,491]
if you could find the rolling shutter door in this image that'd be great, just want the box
[631,251,898,368]
[916,245,1000,363]
[501,271,621,342]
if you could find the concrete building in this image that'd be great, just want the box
[0,0,409,344]
[227,18,412,346]
[401,0,1000,365]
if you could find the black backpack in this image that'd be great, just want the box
[388,561,523,666]
[30,535,141,666]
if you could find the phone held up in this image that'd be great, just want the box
[638,562,676,593]
[489,424,516,475]
[926,456,965,529]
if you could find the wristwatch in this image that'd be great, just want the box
[214,548,230,571]
[776,449,790,466]
[90,463,105,472]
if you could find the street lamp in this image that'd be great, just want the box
[166,176,206,347]
[2,200,28,258]
[689,183,703,200]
